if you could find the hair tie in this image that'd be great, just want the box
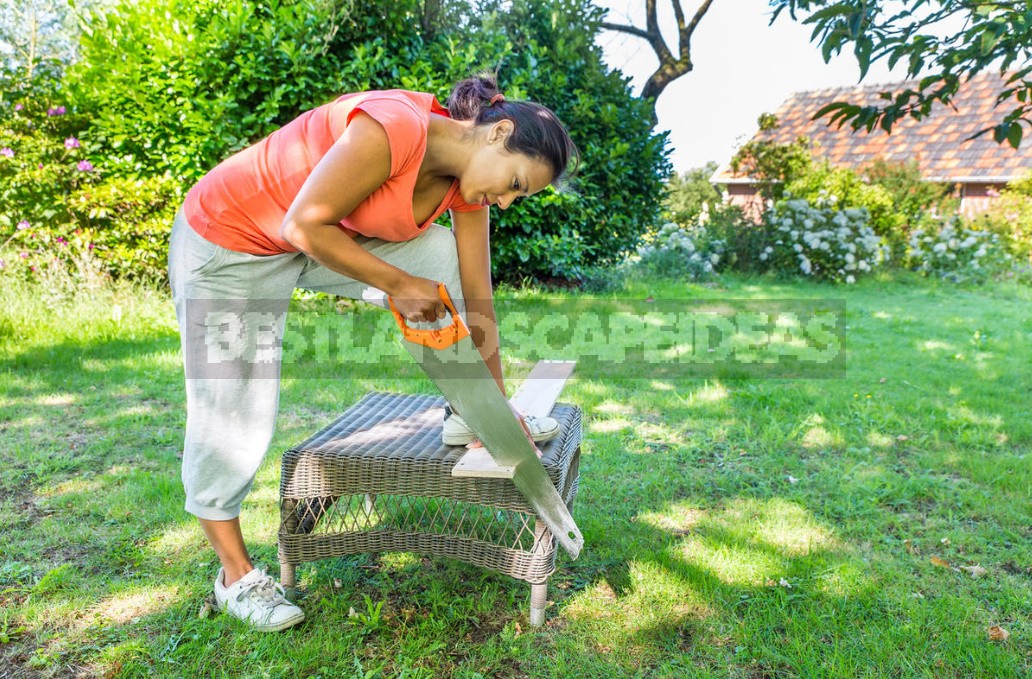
[489,93,505,106]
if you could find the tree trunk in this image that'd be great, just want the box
[601,0,715,125]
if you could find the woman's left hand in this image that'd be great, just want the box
[465,403,543,459]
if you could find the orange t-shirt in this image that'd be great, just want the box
[182,89,483,255]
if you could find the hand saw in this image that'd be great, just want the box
[388,284,583,559]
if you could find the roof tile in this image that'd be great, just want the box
[716,72,1031,183]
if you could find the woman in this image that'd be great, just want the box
[168,73,578,631]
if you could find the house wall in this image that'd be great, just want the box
[725,184,765,223]
[960,183,1007,218]
[722,182,1009,221]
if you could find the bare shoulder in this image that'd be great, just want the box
[283,112,391,230]
[336,111,391,167]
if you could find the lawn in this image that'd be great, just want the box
[0,271,1029,678]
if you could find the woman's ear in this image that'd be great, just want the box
[487,119,514,145]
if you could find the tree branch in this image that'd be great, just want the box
[600,21,653,43]
[680,0,714,60]
[601,1,718,123]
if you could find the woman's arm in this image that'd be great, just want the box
[280,112,446,322]
[451,207,506,396]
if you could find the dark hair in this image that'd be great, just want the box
[447,72,579,187]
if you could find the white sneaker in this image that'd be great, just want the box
[441,406,560,446]
[213,567,305,632]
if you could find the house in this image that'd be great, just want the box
[712,72,1032,218]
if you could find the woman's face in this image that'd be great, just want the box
[461,120,554,210]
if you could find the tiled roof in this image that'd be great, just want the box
[714,72,1031,184]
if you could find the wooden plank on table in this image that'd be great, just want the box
[509,360,577,418]
[451,360,576,478]
[450,447,516,479]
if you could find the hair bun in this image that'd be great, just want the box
[447,71,501,120]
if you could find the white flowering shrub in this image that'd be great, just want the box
[762,199,888,283]
[907,217,1011,282]
[635,222,726,280]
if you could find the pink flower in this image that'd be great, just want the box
[88,243,94,250]
[77,160,94,172]
[13,104,23,111]
[0,148,13,158]
[47,106,66,116]
[65,137,80,149]
[17,220,29,230]
[20,252,28,259]
[56,237,67,245]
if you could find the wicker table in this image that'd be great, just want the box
[278,391,582,625]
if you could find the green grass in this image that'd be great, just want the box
[0,271,1029,678]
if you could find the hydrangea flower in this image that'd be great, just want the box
[0,147,13,158]
[13,104,23,111]
[17,220,29,230]
[65,137,80,149]
[77,160,94,172]
[47,106,67,116]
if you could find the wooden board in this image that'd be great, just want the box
[509,360,578,418]
[451,360,576,478]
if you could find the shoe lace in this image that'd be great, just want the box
[236,569,286,607]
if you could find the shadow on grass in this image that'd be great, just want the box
[3,283,1030,676]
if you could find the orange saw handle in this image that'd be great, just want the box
[388,282,470,349]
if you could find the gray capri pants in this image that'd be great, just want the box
[168,209,466,520]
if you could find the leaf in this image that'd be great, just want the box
[930,556,951,568]
[1006,122,1023,149]
[979,28,1000,56]
[988,625,1009,641]
[959,565,988,579]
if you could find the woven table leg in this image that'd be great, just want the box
[281,561,297,601]
[529,519,551,626]
[530,581,548,626]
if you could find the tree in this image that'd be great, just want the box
[600,0,716,122]
[730,113,814,202]
[0,0,87,100]
[602,1,1030,146]
[662,161,722,224]
[770,0,1032,148]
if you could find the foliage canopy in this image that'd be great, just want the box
[770,0,1032,147]
[1,0,670,282]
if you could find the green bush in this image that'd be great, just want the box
[784,162,901,246]
[632,221,725,281]
[860,158,957,224]
[762,198,888,283]
[970,173,1032,264]
[0,85,93,226]
[0,83,180,282]
[906,216,1012,283]
[68,0,358,182]
[693,202,766,273]
[729,113,813,202]
[470,0,669,281]
[662,162,722,225]
[10,0,666,283]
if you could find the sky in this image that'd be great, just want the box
[594,0,913,173]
